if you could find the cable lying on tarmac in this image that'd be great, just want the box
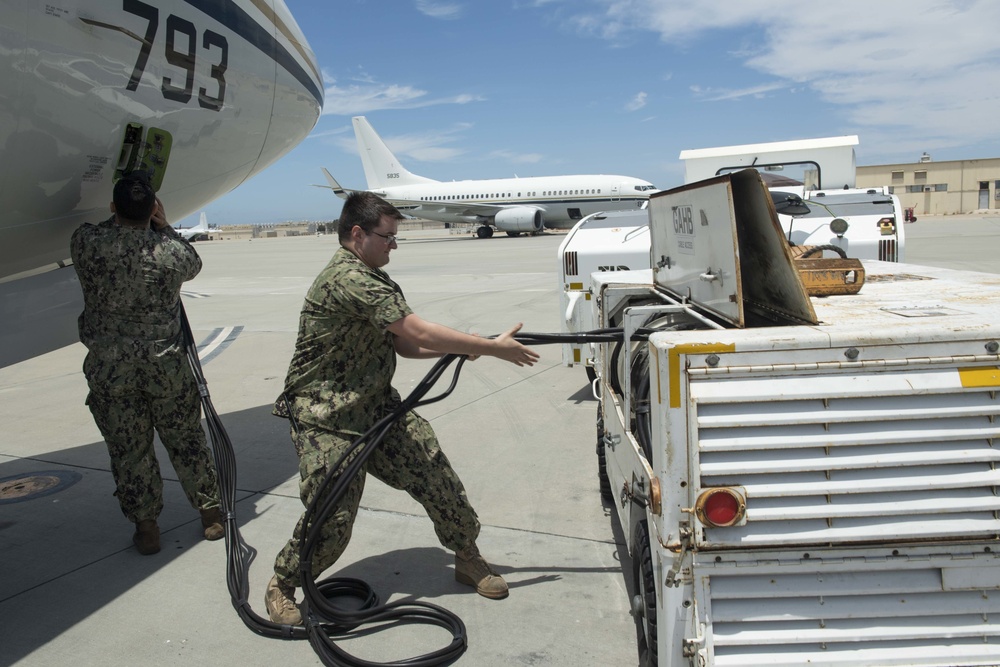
[181,299,630,666]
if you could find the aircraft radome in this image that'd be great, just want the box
[0,0,323,368]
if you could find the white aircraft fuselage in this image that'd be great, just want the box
[0,0,322,366]
[325,117,657,238]
[0,0,322,282]
[372,173,654,232]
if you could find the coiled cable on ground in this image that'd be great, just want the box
[180,305,629,665]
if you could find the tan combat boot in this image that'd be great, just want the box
[132,519,160,555]
[265,575,302,625]
[455,544,508,599]
[200,508,224,541]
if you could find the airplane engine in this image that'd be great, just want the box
[493,207,544,233]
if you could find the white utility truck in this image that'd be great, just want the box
[559,189,906,380]
[560,136,909,382]
[594,169,1000,667]
[680,135,907,264]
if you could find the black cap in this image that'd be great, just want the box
[120,169,153,186]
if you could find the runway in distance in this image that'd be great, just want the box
[321,116,658,238]
[0,0,323,368]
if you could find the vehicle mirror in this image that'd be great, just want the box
[769,191,811,216]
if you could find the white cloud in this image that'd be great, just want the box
[328,124,545,167]
[358,124,474,163]
[305,125,353,141]
[415,0,464,20]
[561,0,1000,155]
[626,91,648,111]
[487,149,545,164]
[690,81,787,102]
[321,75,485,116]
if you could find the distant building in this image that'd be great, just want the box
[857,156,1000,215]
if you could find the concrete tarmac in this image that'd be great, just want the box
[1,215,997,667]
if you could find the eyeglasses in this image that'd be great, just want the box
[368,230,397,244]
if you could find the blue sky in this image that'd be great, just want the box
[177,0,1000,227]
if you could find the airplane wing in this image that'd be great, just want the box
[370,193,546,220]
[381,196,513,217]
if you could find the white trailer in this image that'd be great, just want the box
[594,169,1000,666]
[558,209,650,381]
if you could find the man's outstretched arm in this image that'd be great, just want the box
[388,314,539,366]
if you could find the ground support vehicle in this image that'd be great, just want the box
[558,209,649,381]
[559,183,906,383]
[776,185,906,262]
[594,170,1000,666]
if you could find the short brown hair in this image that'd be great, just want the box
[337,191,403,241]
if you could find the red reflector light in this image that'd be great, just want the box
[695,487,746,527]
[705,492,738,524]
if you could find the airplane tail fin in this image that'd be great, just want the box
[352,116,437,189]
[195,212,208,231]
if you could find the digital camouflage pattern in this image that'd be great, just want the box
[280,247,413,433]
[72,218,220,522]
[273,247,479,586]
[273,412,480,587]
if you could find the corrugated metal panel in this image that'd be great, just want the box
[700,552,1000,666]
[691,366,1000,548]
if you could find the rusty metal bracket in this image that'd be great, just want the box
[794,257,866,296]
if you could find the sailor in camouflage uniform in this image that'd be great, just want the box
[265,191,539,625]
[71,172,224,555]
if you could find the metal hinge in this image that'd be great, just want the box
[664,521,694,588]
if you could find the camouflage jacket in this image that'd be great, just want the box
[71,217,201,374]
[281,247,413,434]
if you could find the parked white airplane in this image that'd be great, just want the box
[0,0,323,367]
[321,116,658,238]
[178,212,211,242]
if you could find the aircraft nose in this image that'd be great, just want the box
[252,1,324,175]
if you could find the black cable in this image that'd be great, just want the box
[631,348,652,461]
[179,302,634,665]
[799,243,848,259]
[297,354,471,666]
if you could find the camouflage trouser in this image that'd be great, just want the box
[273,409,480,588]
[85,353,221,523]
